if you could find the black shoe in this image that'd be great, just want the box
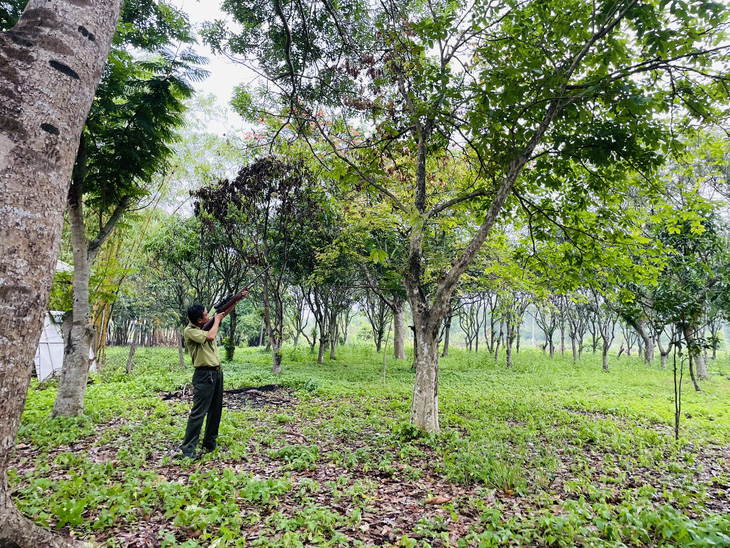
[177,451,197,460]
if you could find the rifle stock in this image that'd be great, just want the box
[201,266,270,331]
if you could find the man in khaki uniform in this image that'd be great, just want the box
[180,300,244,458]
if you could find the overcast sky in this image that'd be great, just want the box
[169,0,249,133]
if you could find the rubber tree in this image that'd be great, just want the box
[0,2,124,544]
[205,0,730,431]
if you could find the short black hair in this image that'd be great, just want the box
[188,304,206,325]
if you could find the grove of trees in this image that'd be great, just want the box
[1,0,730,546]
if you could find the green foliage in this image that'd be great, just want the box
[0,0,25,31]
[83,45,207,210]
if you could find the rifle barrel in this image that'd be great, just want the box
[200,266,269,331]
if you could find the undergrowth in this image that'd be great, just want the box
[10,344,730,546]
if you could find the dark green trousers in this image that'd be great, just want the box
[181,368,223,456]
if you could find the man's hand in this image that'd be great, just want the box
[241,289,249,298]
[214,312,225,323]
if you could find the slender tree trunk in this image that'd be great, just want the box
[226,309,238,361]
[393,299,407,360]
[0,1,123,545]
[602,337,610,372]
[688,357,701,392]
[53,174,93,416]
[695,349,708,380]
[269,328,280,372]
[571,335,578,364]
[548,335,555,358]
[441,313,451,358]
[125,340,138,374]
[684,324,708,380]
[494,323,501,364]
[270,292,284,374]
[177,328,185,369]
[505,324,513,368]
[329,317,337,360]
[636,319,655,365]
[317,334,328,364]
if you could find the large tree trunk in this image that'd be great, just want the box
[0,1,124,546]
[317,336,328,364]
[694,352,707,380]
[393,298,407,360]
[410,324,440,432]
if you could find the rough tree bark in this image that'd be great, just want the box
[683,323,706,387]
[0,1,123,545]
[392,297,407,360]
[177,328,186,369]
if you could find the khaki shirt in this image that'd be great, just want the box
[184,323,221,368]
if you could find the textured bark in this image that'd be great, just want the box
[125,341,138,374]
[392,299,406,360]
[0,0,124,545]
[633,317,655,365]
[177,329,185,369]
[440,313,451,358]
[505,323,514,368]
[683,324,707,384]
[694,346,708,380]
[54,140,130,417]
[409,326,440,432]
[53,175,92,416]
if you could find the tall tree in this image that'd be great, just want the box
[652,192,728,385]
[0,1,124,545]
[53,1,206,417]
[208,0,730,431]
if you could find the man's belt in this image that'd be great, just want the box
[196,366,221,371]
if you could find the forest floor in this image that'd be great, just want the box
[9,345,730,547]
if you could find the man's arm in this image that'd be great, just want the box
[206,312,225,341]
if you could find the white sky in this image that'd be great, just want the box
[169,0,250,134]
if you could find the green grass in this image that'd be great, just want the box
[10,344,730,547]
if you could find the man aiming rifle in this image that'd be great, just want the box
[180,267,268,459]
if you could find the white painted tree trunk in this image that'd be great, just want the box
[0,1,123,545]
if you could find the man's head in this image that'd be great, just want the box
[187,304,207,326]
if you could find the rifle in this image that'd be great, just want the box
[202,266,270,331]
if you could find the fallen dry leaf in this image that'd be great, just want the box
[426,495,452,505]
